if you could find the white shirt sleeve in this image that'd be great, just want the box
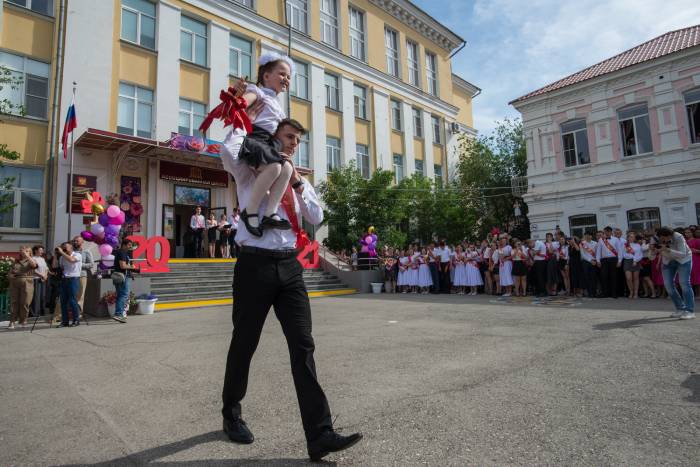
[295,179,324,226]
[220,127,255,187]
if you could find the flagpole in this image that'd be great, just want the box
[67,82,76,241]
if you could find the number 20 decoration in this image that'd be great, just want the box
[126,235,171,273]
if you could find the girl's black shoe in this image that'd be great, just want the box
[240,209,263,237]
[261,214,292,230]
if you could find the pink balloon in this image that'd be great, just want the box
[98,244,113,257]
[90,223,105,236]
[109,211,125,225]
[106,205,121,218]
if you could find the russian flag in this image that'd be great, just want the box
[61,101,77,157]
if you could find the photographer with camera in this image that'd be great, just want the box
[53,242,82,327]
[112,238,136,323]
[656,226,694,320]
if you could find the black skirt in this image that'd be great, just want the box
[512,261,528,276]
[238,125,283,167]
[207,226,217,242]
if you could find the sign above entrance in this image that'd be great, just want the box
[159,161,229,188]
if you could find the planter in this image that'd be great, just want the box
[137,298,158,315]
[370,282,383,294]
[107,302,116,317]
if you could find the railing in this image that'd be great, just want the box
[0,292,9,322]
[318,246,381,271]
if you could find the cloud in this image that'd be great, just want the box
[412,0,700,135]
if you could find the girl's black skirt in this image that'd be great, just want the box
[239,125,284,167]
[512,261,528,277]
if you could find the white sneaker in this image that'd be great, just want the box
[680,313,696,320]
[670,311,685,318]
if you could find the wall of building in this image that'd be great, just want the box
[515,49,700,238]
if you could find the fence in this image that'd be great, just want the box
[0,292,9,322]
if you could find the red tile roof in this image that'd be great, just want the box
[511,24,700,104]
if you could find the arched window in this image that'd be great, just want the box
[627,208,660,232]
[569,214,597,238]
[684,88,700,144]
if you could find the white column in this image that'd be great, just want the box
[372,88,391,171]
[446,123,461,182]
[401,102,415,176]
[422,110,435,179]
[310,64,327,182]
[208,21,230,142]
[155,1,181,140]
[147,160,159,237]
[340,76,356,166]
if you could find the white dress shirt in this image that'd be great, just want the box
[220,128,323,250]
[660,232,692,265]
[580,240,597,263]
[190,214,205,230]
[60,252,82,278]
[246,84,286,134]
[622,242,643,262]
[532,240,547,261]
[229,214,240,230]
[438,247,452,262]
[596,236,621,263]
[32,256,48,279]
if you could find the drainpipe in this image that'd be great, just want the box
[46,0,66,249]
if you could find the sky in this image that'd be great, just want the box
[411,0,700,135]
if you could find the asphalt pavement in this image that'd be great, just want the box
[1,293,698,466]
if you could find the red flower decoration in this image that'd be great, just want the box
[81,191,105,214]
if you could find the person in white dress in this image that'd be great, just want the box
[452,246,467,294]
[498,236,514,296]
[397,250,409,293]
[417,248,433,294]
[465,244,483,295]
[409,248,420,293]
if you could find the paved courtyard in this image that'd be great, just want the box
[1,294,699,466]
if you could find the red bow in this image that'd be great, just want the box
[199,87,252,134]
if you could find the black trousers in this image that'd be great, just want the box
[429,263,440,293]
[222,251,332,442]
[581,261,597,297]
[600,257,619,298]
[193,229,204,257]
[439,262,451,293]
[533,260,547,295]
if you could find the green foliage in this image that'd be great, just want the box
[0,66,23,217]
[0,65,24,116]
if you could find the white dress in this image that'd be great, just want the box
[408,254,420,286]
[465,251,483,286]
[417,256,433,287]
[452,254,467,286]
[499,245,514,286]
[397,256,409,286]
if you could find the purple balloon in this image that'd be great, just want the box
[90,223,105,236]
[105,224,121,235]
[81,231,94,241]
[98,213,110,226]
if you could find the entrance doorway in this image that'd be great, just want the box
[170,205,228,258]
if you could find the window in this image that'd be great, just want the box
[180,16,208,67]
[415,159,424,176]
[391,99,402,131]
[117,82,153,138]
[425,51,438,96]
[286,0,308,34]
[561,120,590,167]
[627,208,661,232]
[569,214,597,239]
[353,84,367,119]
[393,154,404,183]
[348,6,366,61]
[229,34,253,78]
[120,0,156,49]
[0,166,43,230]
[6,0,53,16]
[618,104,652,156]
[0,51,50,119]
[696,203,700,225]
[384,27,399,78]
[356,143,370,179]
[413,107,423,138]
[290,59,308,100]
[434,164,443,186]
[432,115,442,144]
[178,98,206,136]
[320,0,338,48]
[232,0,254,8]
[407,40,420,87]
[325,73,340,110]
[326,136,341,172]
[685,88,700,144]
[294,132,310,168]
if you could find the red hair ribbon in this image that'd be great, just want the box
[198,87,252,134]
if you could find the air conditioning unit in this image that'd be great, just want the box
[450,122,460,133]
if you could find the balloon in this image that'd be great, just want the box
[109,211,125,225]
[91,203,105,215]
[98,213,110,226]
[101,254,114,267]
[90,223,105,236]
[98,244,113,257]
[81,231,94,241]
[106,205,121,218]
[94,236,104,245]
[105,224,121,235]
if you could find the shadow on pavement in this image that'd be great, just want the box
[592,317,680,331]
[59,431,336,466]
[681,374,700,403]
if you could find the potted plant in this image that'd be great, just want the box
[136,293,158,315]
[0,256,13,321]
[99,291,117,317]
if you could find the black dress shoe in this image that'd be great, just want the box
[240,209,263,237]
[223,418,254,444]
[70,321,80,327]
[308,430,362,462]
[260,215,292,230]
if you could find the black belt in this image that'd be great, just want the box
[239,246,298,259]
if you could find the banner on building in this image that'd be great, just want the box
[159,161,229,188]
[168,133,221,157]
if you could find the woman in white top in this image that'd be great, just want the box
[464,244,483,295]
[452,246,467,294]
[31,245,48,317]
[622,231,643,299]
[409,249,421,293]
[417,248,433,294]
[498,236,514,296]
[397,250,409,293]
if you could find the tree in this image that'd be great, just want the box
[455,118,529,239]
[0,65,23,216]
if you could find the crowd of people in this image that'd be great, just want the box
[366,225,698,318]
[191,207,241,258]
